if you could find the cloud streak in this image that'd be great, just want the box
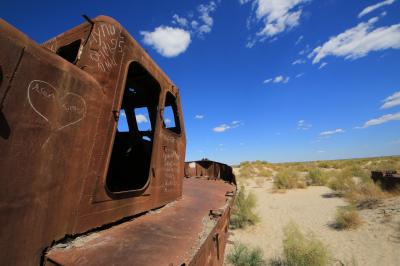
[297,120,312,130]
[358,0,395,18]
[263,75,290,84]
[360,112,400,128]
[381,91,400,109]
[213,120,243,133]
[310,17,400,63]
[320,128,345,136]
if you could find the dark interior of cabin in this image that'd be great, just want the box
[106,62,160,193]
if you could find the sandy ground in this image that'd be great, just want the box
[225,178,400,265]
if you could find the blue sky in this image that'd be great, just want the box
[2,0,400,164]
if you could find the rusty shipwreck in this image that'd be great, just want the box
[0,15,236,266]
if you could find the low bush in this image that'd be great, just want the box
[281,222,330,266]
[317,161,331,168]
[230,186,259,229]
[345,182,385,209]
[333,208,362,230]
[239,165,258,178]
[258,168,273,178]
[328,170,356,194]
[227,243,265,266]
[308,168,328,186]
[274,169,306,189]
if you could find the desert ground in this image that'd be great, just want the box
[224,157,400,266]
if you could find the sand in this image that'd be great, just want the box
[225,178,400,265]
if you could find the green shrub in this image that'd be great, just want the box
[227,243,265,266]
[274,169,306,189]
[334,208,362,230]
[328,169,356,193]
[281,222,330,266]
[230,186,259,229]
[308,168,328,186]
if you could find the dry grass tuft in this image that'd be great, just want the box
[274,169,306,190]
[227,243,265,266]
[333,208,362,230]
[345,182,386,209]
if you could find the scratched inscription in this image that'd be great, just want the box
[27,80,87,131]
[162,149,179,192]
[89,23,125,73]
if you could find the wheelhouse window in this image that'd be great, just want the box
[163,92,181,134]
[56,40,81,64]
[106,62,160,193]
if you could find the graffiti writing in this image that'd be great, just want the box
[89,23,125,73]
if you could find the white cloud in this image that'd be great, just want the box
[381,91,400,109]
[264,75,290,84]
[277,75,289,83]
[136,114,148,123]
[172,14,189,27]
[241,0,310,44]
[295,73,305,78]
[310,17,400,63]
[164,118,172,124]
[213,120,242,133]
[195,114,204,119]
[360,112,400,128]
[197,1,217,35]
[358,0,395,18]
[140,1,219,57]
[320,128,345,136]
[292,59,306,65]
[297,119,312,130]
[141,26,191,57]
[319,62,328,69]
[317,150,325,153]
[213,124,231,132]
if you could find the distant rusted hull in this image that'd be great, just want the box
[371,170,400,190]
[185,160,236,184]
[45,178,235,266]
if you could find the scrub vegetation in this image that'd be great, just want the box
[230,186,260,229]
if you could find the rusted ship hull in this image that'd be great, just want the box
[185,159,236,184]
[0,16,236,265]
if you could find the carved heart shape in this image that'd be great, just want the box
[27,80,87,131]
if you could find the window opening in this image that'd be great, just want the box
[56,40,81,64]
[117,109,129,132]
[106,62,160,193]
[134,107,151,131]
[163,92,181,134]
